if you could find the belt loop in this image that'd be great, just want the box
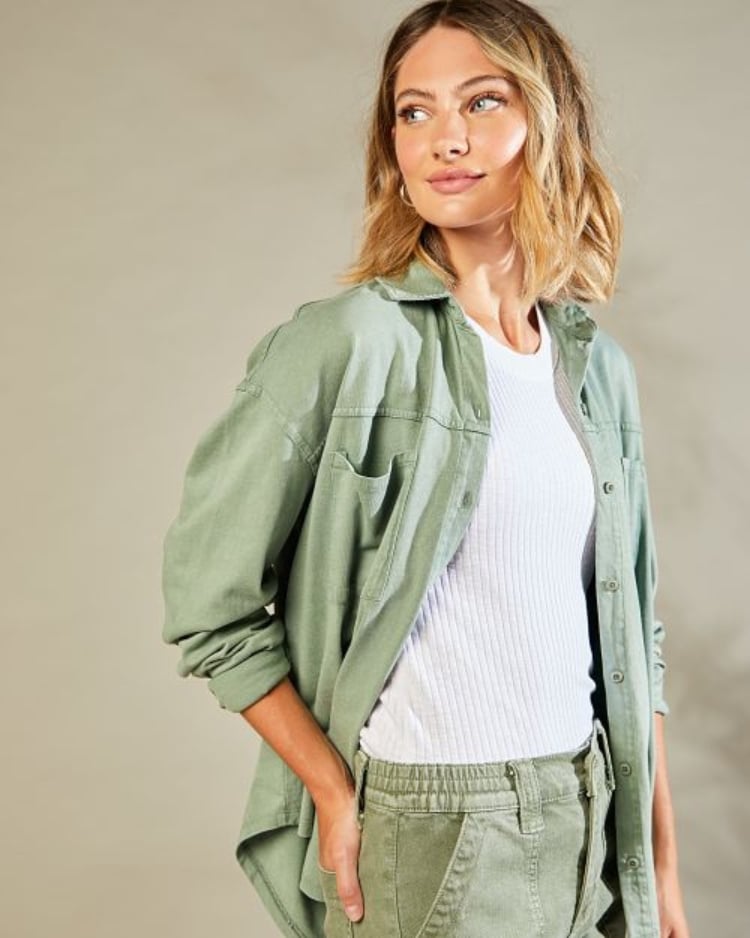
[353,748,369,829]
[583,746,597,798]
[507,759,544,834]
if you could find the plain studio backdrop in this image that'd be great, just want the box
[1,1,747,936]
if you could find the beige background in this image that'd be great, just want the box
[2,1,747,935]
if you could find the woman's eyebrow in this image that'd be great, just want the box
[395,73,518,105]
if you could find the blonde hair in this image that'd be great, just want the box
[338,0,623,307]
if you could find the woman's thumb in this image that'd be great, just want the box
[337,860,364,922]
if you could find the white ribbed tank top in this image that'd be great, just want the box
[358,303,598,762]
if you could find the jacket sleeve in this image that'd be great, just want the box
[161,326,316,713]
[641,471,669,716]
[625,355,670,717]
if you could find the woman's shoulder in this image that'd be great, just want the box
[244,280,404,373]
[556,298,632,374]
[235,279,406,436]
[291,277,406,335]
[568,300,644,425]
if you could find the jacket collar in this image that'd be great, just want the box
[374,256,456,302]
[373,256,598,401]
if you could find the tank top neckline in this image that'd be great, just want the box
[462,301,552,379]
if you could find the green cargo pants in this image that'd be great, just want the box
[318,717,625,938]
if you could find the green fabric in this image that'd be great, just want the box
[161,256,669,938]
[318,719,621,938]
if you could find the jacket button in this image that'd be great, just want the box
[611,670,624,682]
[603,578,620,591]
[603,480,615,493]
[625,856,641,870]
[619,762,632,776]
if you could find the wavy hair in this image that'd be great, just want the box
[338,0,623,306]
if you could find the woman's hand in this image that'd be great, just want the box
[316,781,364,923]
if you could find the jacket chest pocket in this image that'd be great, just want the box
[328,448,417,603]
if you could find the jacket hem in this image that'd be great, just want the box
[236,840,317,938]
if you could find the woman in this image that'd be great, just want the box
[161,2,689,937]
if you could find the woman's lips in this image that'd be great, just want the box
[428,175,485,194]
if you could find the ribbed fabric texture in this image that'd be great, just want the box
[358,304,598,763]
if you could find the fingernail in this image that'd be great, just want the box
[345,904,361,920]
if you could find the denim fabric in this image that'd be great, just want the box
[162,257,668,937]
[318,718,626,938]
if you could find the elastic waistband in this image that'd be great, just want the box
[351,717,615,821]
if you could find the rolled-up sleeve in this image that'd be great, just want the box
[641,469,670,716]
[652,616,669,716]
[161,376,315,713]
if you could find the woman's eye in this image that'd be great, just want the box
[396,92,508,124]
[471,92,508,111]
[396,105,427,124]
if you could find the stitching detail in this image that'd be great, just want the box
[236,380,318,471]
[241,851,314,938]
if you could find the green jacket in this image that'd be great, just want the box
[161,256,669,938]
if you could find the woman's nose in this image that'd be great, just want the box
[431,112,470,157]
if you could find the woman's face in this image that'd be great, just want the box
[392,25,528,232]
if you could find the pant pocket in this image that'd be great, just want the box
[317,864,353,938]
[394,810,485,938]
[568,753,613,937]
[592,800,627,938]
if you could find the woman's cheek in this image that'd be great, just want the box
[396,139,423,175]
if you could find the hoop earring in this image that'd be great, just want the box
[399,181,415,208]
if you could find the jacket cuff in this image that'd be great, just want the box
[652,662,670,715]
[208,650,292,713]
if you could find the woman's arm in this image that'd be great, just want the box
[653,712,692,937]
[622,354,690,933]
[240,675,354,807]
[161,379,314,712]
[652,712,678,870]
[241,675,366,922]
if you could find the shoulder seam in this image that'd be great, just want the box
[235,379,318,473]
[260,323,287,361]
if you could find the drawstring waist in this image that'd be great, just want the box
[351,716,615,829]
